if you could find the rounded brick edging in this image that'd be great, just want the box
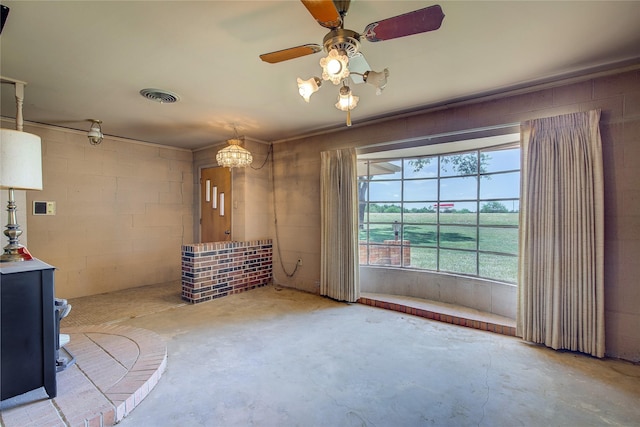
[61,324,167,425]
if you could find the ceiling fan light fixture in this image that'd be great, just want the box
[297,77,322,102]
[320,49,349,84]
[335,85,358,112]
[326,58,342,75]
[335,85,358,128]
[364,68,390,95]
[259,2,444,128]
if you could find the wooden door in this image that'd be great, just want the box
[200,167,231,242]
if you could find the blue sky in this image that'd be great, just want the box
[364,147,520,211]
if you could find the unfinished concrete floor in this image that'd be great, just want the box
[114,284,640,426]
[5,283,640,426]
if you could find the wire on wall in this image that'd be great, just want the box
[250,143,273,170]
[244,142,297,277]
[267,143,299,278]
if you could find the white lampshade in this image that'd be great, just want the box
[0,128,43,190]
[335,86,358,112]
[320,49,349,85]
[297,77,321,102]
[364,68,389,95]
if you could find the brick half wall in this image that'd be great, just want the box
[360,240,411,267]
[181,240,273,304]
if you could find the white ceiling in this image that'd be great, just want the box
[1,1,640,150]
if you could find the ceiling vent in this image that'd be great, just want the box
[139,88,180,104]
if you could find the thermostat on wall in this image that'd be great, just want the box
[33,201,56,215]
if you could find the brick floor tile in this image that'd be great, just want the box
[3,324,166,427]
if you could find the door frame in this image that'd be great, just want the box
[197,164,234,243]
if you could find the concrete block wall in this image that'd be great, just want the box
[7,121,195,299]
[270,68,640,361]
[270,144,323,293]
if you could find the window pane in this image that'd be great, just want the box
[482,147,520,173]
[404,157,437,178]
[404,179,437,201]
[358,142,519,281]
[369,203,402,217]
[480,171,520,199]
[479,204,519,226]
[403,205,437,224]
[439,225,477,250]
[479,227,518,255]
[359,202,368,224]
[410,247,437,270]
[369,160,402,180]
[440,152,478,177]
[369,204,401,223]
[479,253,517,283]
[357,160,369,177]
[439,202,478,225]
[440,249,477,275]
[366,243,388,265]
[369,181,401,202]
[403,224,437,247]
[365,242,408,266]
[440,176,478,200]
[366,223,399,243]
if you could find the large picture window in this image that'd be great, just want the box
[358,144,520,283]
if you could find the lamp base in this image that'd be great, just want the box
[1,187,35,262]
[0,246,33,262]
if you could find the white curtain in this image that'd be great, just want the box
[320,147,360,302]
[517,110,605,358]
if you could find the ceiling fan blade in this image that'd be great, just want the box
[348,53,370,84]
[300,0,342,29]
[259,44,323,64]
[362,4,445,43]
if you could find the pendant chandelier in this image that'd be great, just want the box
[216,127,253,168]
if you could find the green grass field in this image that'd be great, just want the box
[360,212,519,283]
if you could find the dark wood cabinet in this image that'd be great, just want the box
[1,259,57,401]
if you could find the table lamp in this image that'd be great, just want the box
[1,76,43,262]
[0,129,42,261]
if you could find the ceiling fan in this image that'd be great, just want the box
[259,1,444,65]
[259,0,445,125]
